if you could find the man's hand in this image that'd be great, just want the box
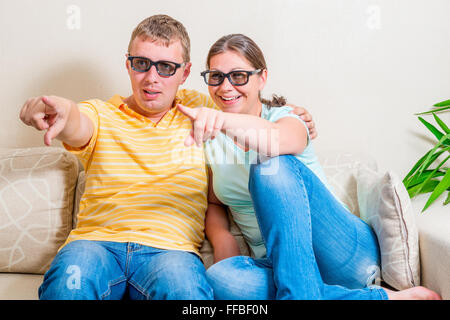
[287,104,318,140]
[20,95,75,146]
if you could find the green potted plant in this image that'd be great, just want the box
[403,99,450,212]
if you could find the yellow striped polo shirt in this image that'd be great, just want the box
[62,89,217,255]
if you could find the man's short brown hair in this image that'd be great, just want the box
[128,15,191,62]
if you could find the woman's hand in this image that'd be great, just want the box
[177,104,225,147]
[287,104,317,140]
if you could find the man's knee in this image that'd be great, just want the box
[39,240,120,299]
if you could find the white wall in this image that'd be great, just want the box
[1,0,449,177]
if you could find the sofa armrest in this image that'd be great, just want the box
[412,194,450,299]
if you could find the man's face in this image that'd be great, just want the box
[126,36,191,120]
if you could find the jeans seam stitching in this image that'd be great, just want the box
[128,279,152,300]
[378,287,389,300]
[294,160,323,299]
[125,244,133,276]
[100,276,127,300]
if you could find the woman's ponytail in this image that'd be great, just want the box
[260,94,287,108]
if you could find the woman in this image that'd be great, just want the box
[177,34,440,300]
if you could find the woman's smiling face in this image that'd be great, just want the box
[207,50,267,115]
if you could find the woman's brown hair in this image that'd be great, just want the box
[206,34,286,108]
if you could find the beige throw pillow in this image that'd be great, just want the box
[357,168,420,290]
[0,147,78,274]
[318,150,378,217]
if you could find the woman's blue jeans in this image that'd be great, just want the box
[39,240,213,300]
[206,155,388,300]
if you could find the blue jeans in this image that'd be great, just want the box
[39,240,213,300]
[206,155,388,300]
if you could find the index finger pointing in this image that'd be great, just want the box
[41,96,58,115]
[177,104,198,120]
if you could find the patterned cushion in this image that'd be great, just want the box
[0,147,79,274]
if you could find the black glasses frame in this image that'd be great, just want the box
[200,69,262,86]
[127,55,185,76]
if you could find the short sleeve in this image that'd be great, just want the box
[62,101,99,170]
[267,106,311,145]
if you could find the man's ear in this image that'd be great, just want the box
[125,54,131,74]
[180,62,192,85]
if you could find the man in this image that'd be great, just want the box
[19,15,316,300]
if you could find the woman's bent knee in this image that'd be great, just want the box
[249,155,299,193]
[206,256,275,300]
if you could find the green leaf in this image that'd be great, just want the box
[407,178,450,198]
[415,106,450,115]
[413,154,450,198]
[404,146,450,189]
[444,191,450,205]
[434,99,450,107]
[418,145,450,172]
[418,136,450,176]
[406,170,446,188]
[403,148,434,186]
[422,169,450,212]
[433,113,450,134]
[418,116,444,141]
[408,179,440,198]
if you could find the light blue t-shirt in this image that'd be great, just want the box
[204,105,335,259]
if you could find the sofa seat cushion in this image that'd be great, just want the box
[0,273,43,300]
[0,147,79,274]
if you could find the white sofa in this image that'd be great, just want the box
[0,147,448,300]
